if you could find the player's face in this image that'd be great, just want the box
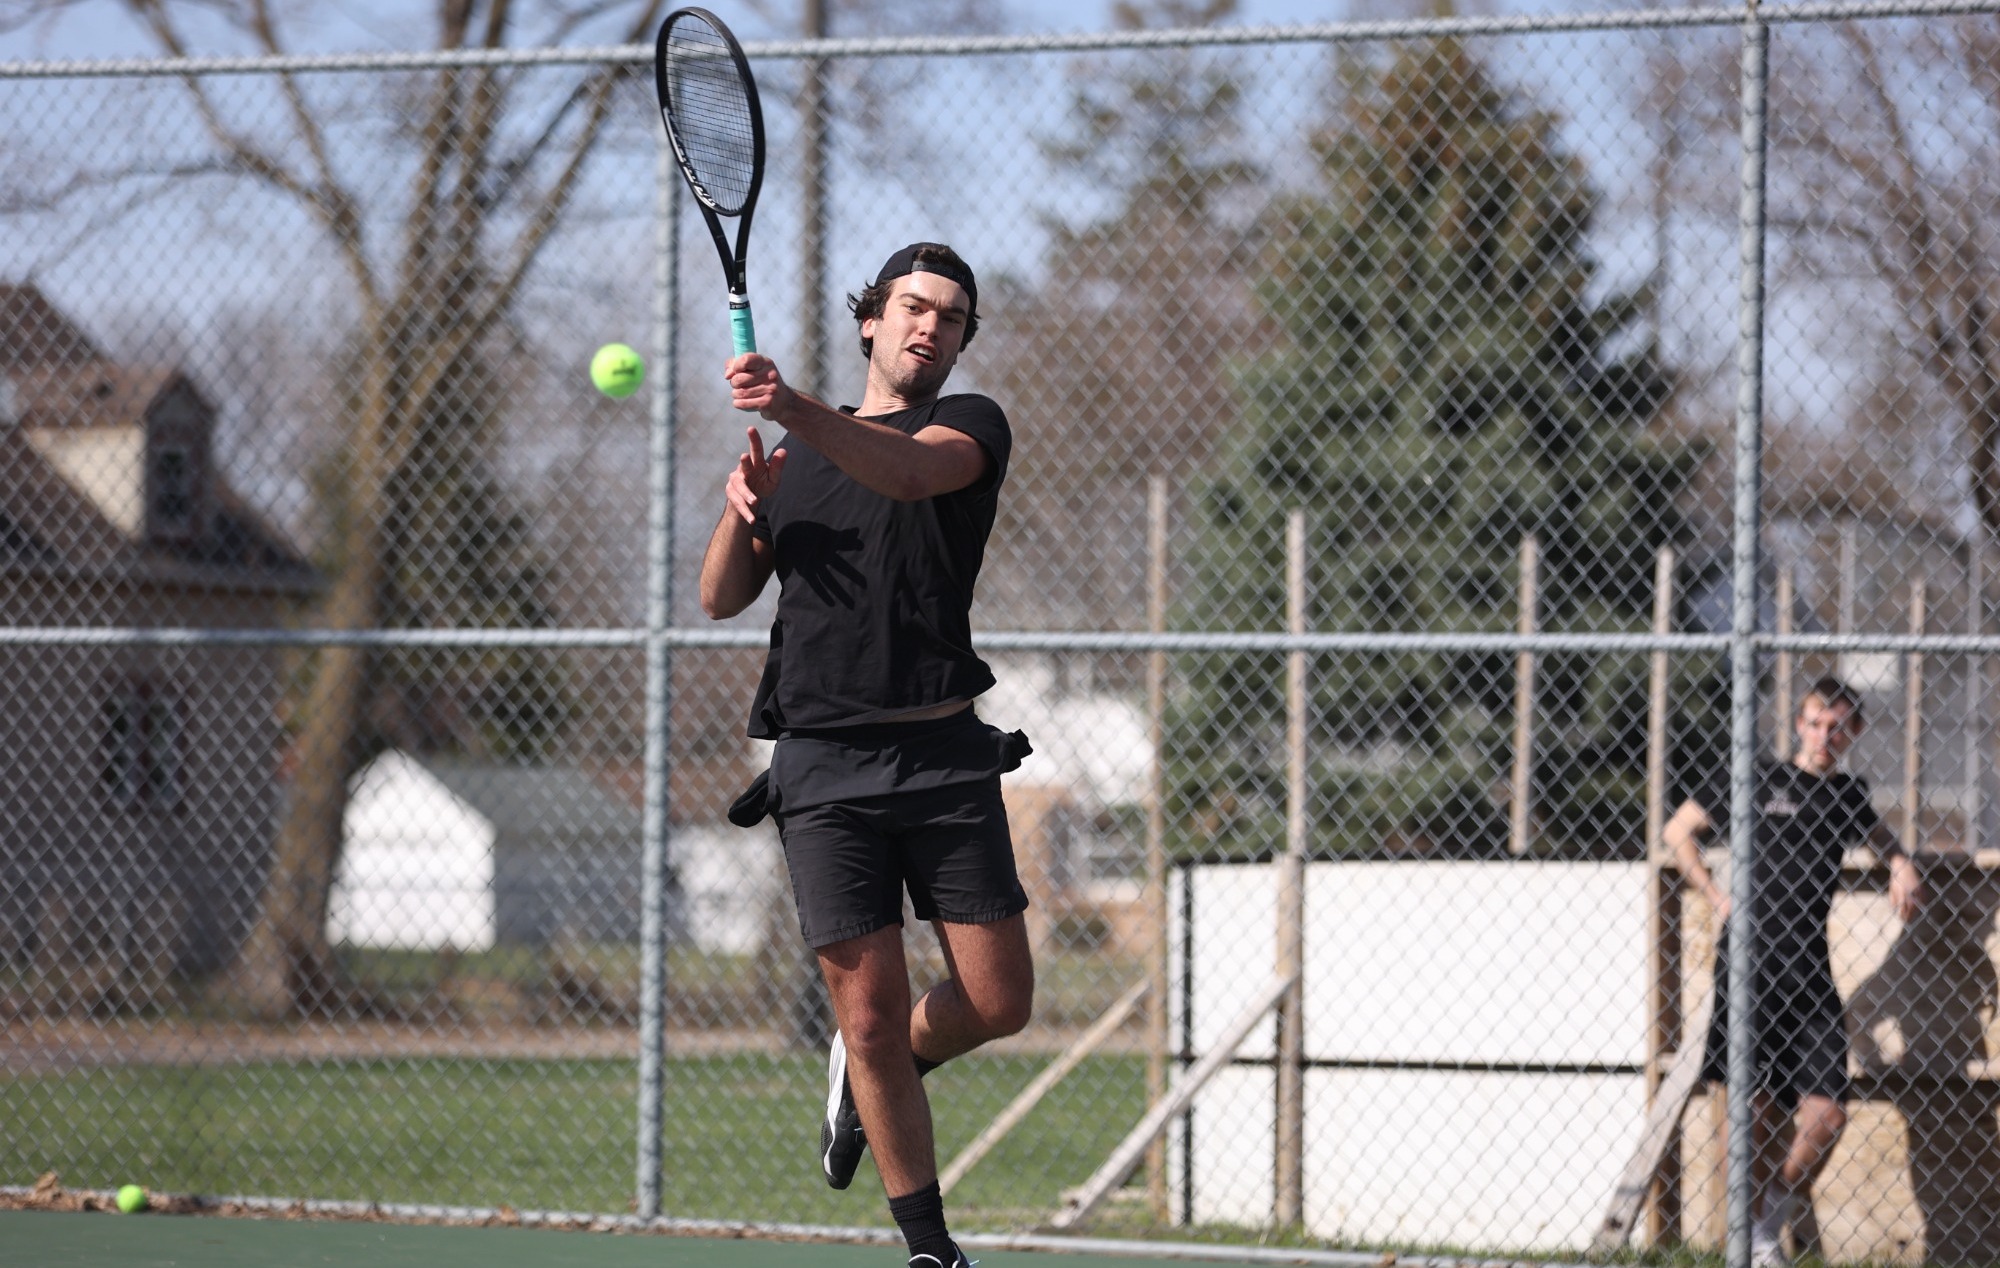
[862,272,970,401]
[1794,697,1860,773]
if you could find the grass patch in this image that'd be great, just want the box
[3,1051,1742,1262]
[1,1052,1146,1231]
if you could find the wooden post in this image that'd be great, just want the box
[1052,973,1296,1231]
[1774,566,1793,762]
[1967,545,1983,853]
[940,978,1150,1195]
[1644,547,1682,1244]
[1839,519,1858,636]
[1904,578,1927,855]
[1144,475,1170,1217]
[1276,510,1307,1229]
[1510,534,1541,855]
[797,0,830,398]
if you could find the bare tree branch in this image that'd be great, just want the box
[50,0,675,1018]
[120,0,375,310]
[453,0,664,380]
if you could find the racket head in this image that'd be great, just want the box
[655,8,766,222]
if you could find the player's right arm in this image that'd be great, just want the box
[726,353,988,501]
[699,427,783,620]
[1664,798,1731,922]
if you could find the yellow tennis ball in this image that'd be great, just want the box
[115,1184,147,1213]
[590,343,644,399]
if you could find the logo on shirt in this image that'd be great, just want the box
[1761,794,1801,818]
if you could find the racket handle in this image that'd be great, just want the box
[730,296,757,355]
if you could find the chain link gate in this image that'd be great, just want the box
[5,3,2000,1263]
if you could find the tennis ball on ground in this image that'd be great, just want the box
[115,1184,147,1213]
[590,343,644,399]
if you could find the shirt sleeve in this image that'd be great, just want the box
[930,394,1012,495]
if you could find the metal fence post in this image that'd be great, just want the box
[636,134,683,1219]
[1727,4,1772,1267]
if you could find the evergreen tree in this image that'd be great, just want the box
[1172,38,1696,859]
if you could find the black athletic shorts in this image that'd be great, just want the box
[765,712,1031,949]
[1700,957,1852,1112]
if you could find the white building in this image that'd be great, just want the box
[330,750,655,951]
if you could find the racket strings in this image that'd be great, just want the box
[663,22,758,215]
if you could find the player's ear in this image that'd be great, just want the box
[860,314,879,342]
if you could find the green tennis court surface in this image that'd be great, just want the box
[0,1209,1231,1268]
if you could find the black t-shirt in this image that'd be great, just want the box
[1693,757,1882,982]
[745,393,1011,738]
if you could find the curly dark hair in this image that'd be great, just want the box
[847,243,980,360]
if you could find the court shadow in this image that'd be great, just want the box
[1842,858,2000,1265]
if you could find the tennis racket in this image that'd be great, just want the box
[654,7,766,354]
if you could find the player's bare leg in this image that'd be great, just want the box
[1736,1093,1843,1265]
[913,913,1034,1064]
[1780,1093,1846,1193]
[1713,1094,1788,1264]
[817,913,1034,1195]
[819,924,992,1266]
[819,926,934,1193]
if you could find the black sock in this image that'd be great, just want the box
[914,1054,944,1078]
[887,1179,952,1264]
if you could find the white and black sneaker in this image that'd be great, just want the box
[820,1031,867,1189]
[1750,1189,1794,1268]
[1749,1226,1790,1264]
[908,1244,975,1268]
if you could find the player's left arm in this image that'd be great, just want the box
[725,354,986,500]
[1867,820,1926,921]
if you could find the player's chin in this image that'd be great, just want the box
[899,363,950,394]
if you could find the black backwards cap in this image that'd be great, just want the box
[874,243,978,319]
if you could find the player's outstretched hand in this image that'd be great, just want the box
[727,352,794,420]
[726,425,786,525]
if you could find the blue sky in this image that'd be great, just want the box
[0,0,1693,402]
[0,0,1591,61]
[2,0,1786,430]
[0,0,1276,59]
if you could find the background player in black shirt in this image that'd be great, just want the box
[699,243,1029,1268]
[1666,677,1924,1265]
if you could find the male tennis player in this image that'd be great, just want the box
[1666,677,1924,1267]
[700,242,1031,1268]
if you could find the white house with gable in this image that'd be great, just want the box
[330,749,659,951]
[330,750,498,951]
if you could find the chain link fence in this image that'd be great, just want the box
[4,2,2000,1262]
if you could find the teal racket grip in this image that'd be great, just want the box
[730,298,757,355]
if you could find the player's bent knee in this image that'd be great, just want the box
[987,997,1032,1040]
[1799,1097,1846,1142]
[951,979,1032,1042]
[982,981,1034,1039]
[842,1008,914,1060]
